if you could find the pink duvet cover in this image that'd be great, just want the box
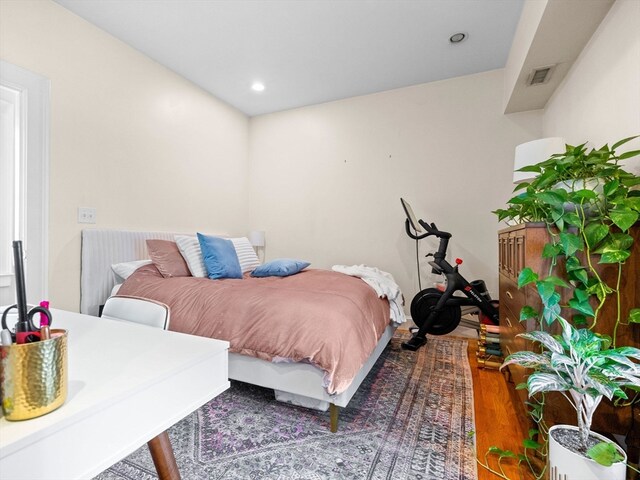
[118,264,391,394]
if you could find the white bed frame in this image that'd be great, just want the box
[80,229,396,431]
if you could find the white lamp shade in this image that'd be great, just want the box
[248,230,265,247]
[513,137,565,183]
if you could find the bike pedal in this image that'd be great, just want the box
[401,336,427,351]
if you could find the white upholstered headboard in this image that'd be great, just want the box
[80,229,180,316]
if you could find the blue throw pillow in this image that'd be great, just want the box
[251,259,310,278]
[197,233,242,280]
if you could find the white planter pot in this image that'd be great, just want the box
[549,425,627,480]
[554,178,605,215]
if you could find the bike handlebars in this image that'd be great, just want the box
[404,219,451,240]
[418,219,451,239]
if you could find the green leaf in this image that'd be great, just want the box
[528,429,539,440]
[610,346,640,360]
[542,242,562,258]
[499,450,518,459]
[611,135,639,150]
[603,180,620,198]
[512,182,529,192]
[520,305,538,321]
[586,281,614,302]
[564,212,582,227]
[619,149,640,160]
[559,232,584,256]
[622,177,640,188]
[537,281,556,304]
[565,256,582,272]
[584,223,608,249]
[536,191,566,207]
[507,193,530,205]
[594,232,634,253]
[568,298,594,316]
[571,189,597,201]
[502,350,550,369]
[558,316,579,344]
[527,372,572,396]
[626,196,640,212]
[522,439,542,450]
[567,267,589,285]
[607,232,634,250]
[542,301,561,325]
[599,250,631,264]
[629,309,640,324]
[587,441,624,467]
[488,446,505,455]
[572,314,588,326]
[609,208,639,232]
[544,276,570,288]
[517,164,543,173]
[518,267,538,288]
[574,287,589,302]
[536,170,561,189]
[519,330,563,354]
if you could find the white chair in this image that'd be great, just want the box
[101,295,170,330]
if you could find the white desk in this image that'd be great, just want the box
[0,308,229,480]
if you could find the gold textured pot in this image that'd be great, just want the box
[0,329,68,420]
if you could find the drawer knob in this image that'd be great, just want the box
[506,291,513,299]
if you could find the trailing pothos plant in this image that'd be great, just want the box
[477,136,640,479]
[494,136,640,341]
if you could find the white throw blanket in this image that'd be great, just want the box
[332,264,406,326]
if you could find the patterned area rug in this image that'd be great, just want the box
[95,332,477,480]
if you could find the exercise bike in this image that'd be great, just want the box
[400,198,499,351]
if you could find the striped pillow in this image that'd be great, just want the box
[230,237,261,273]
[175,235,207,277]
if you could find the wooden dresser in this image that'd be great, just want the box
[498,223,640,459]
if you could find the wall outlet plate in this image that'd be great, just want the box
[78,207,97,224]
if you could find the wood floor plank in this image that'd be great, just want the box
[468,339,536,480]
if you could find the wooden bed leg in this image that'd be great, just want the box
[330,403,339,433]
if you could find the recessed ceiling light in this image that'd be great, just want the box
[449,32,467,44]
[251,82,265,92]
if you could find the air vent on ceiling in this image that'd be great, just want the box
[527,64,557,86]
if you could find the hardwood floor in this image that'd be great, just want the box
[468,339,537,480]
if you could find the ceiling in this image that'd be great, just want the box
[54,0,525,117]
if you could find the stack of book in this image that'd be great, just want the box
[477,324,503,369]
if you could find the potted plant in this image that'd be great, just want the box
[477,137,640,479]
[501,316,640,479]
[494,137,640,230]
[493,137,640,338]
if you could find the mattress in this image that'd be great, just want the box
[118,263,391,394]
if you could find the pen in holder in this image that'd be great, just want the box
[0,240,67,420]
[0,330,68,420]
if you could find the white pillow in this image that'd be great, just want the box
[230,237,260,273]
[175,235,207,277]
[111,259,152,281]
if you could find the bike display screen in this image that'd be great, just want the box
[401,198,422,232]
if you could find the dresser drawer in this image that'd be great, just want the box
[500,308,527,390]
[499,274,526,321]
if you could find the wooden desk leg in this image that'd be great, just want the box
[147,431,181,480]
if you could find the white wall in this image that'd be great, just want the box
[0,1,250,311]
[542,0,640,172]
[249,70,542,309]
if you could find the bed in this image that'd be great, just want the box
[80,229,400,431]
